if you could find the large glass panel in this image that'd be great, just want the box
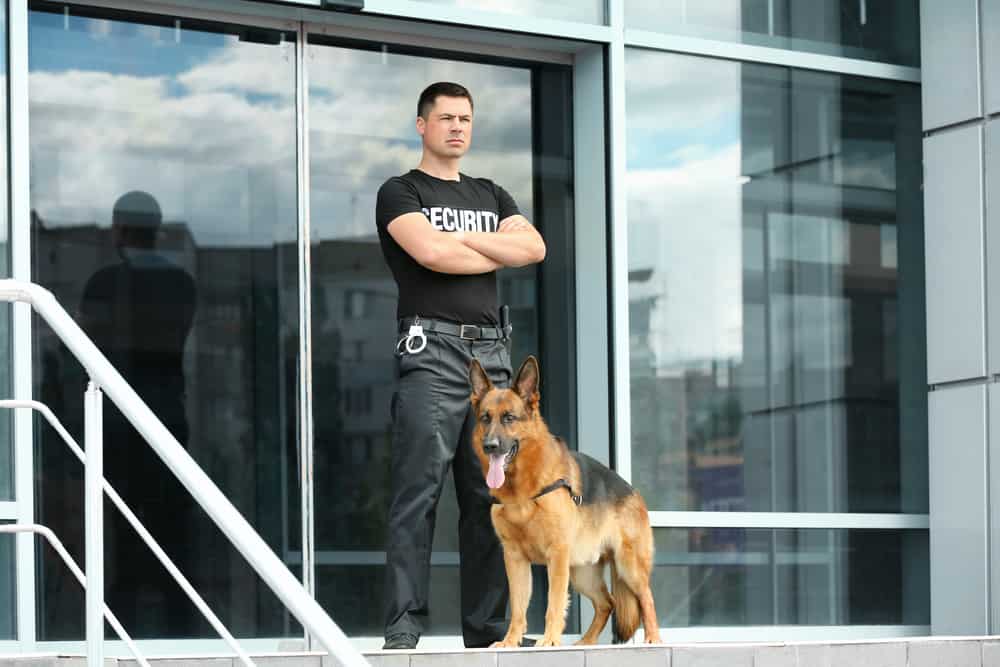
[653,528,929,626]
[0,530,12,639]
[625,1,919,66]
[30,3,299,639]
[626,50,926,513]
[308,38,576,636]
[408,0,603,25]
[0,0,11,502]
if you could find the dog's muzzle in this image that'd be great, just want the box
[484,440,518,489]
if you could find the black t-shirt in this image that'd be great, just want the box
[375,169,520,324]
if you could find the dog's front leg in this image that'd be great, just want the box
[492,548,532,648]
[538,546,570,647]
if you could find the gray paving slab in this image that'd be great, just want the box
[584,646,669,667]
[671,645,753,667]
[908,639,982,667]
[497,648,584,667]
[410,651,496,667]
[827,642,907,667]
[753,645,795,667]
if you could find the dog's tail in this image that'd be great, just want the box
[610,561,641,643]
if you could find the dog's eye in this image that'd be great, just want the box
[479,413,491,424]
[501,412,516,425]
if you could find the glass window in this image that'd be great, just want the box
[30,3,299,639]
[0,0,11,502]
[625,1,920,66]
[626,49,926,514]
[407,0,603,24]
[307,38,577,636]
[0,530,11,639]
[653,528,928,626]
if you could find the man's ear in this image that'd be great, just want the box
[469,359,493,407]
[513,356,540,412]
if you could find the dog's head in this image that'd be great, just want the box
[469,355,541,490]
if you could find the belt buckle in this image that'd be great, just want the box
[459,324,480,340]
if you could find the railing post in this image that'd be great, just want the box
[85,381,104,667]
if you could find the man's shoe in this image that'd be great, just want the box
[382,633,418,650]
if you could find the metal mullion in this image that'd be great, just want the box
[295,22,316,652]
[361,0,613,43]
[0,503,16,519]
[625,29,921,83]
[9,0,34,648]
[608,0,631,484]
[53,0,295,31]
[305,20,572,66]
[649,511,930,530]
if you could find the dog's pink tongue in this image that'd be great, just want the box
[487,454,506,489]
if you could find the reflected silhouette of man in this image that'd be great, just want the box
[79,190,197,636]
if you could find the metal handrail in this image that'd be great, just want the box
[0,524,149,667]
[0,399,254,667]
[0,279,369,667]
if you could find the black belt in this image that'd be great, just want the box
[398,317,507,341]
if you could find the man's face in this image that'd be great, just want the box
[417,95,473,159]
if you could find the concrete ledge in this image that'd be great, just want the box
[4,636,1000,667]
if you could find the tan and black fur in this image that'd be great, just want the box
[469,356,662,647]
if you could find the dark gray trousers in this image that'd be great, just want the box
[383,330,512,647]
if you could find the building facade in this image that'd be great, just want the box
[0,0,991,654]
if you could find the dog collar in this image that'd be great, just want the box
[534,479,582,505]
[490,478,581,506]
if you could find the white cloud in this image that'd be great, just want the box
[28,37,534,247]
[628,142,744,368]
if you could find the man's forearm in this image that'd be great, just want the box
[461,231,546,268]
[424,233,503,274]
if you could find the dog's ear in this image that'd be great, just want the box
[469,359,493,407]
[513,356,540,411]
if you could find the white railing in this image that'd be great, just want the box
[0,279,369,667]
[0,524,149,667]
[0,399,254,667]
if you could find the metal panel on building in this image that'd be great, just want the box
[989,121,1000,376]
[930,384,988,635]
[991,384,1000,633]
[924,126,986,384]
[985,0,1000,115]
[920,0,982,129]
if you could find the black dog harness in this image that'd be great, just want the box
[491,478,582,506]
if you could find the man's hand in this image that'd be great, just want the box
[499,218,533,233]
[460,215,546,267]
[387,212,501,274]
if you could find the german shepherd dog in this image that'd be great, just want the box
[469,356,662,647]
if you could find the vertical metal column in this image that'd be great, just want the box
[9,0,36,647]
[84,382,103,667]
[295,23,317,650]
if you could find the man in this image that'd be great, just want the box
[376,82,546,650]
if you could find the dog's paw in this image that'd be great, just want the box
[644,633,663,645]
[537,636,562,647]
[490,638,521,649]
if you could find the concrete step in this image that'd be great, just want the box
[3,637,1000,667]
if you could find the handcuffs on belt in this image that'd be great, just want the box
[396,316,427,356]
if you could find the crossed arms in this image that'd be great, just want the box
[386,213,546,274]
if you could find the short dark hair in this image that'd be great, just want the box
[417,82,474,119]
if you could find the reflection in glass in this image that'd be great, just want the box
[409,0,603,24]
[0,0,11,502]
[653,528,928,626]
[626,50,926,514]
[30,3,299,638]
[307,38,575,636]
[625,0,919,66]
[0,531,12,639]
